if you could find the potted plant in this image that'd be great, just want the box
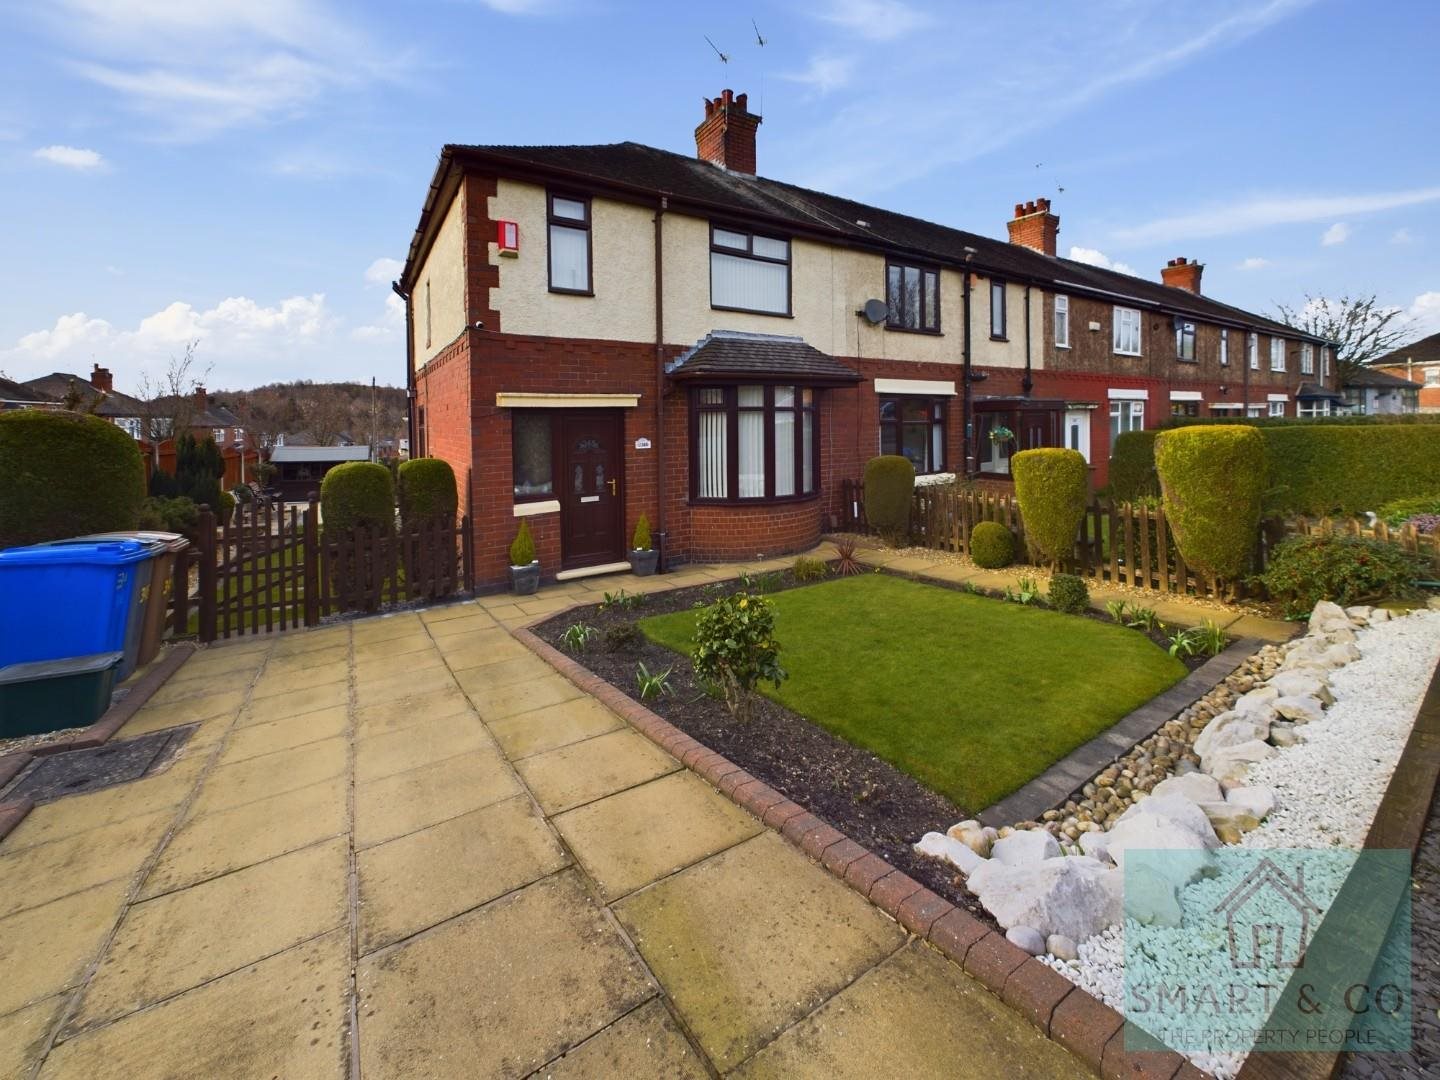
[628,514,659,576]
[509,519,540,594]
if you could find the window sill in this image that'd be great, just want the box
[1114,351,1143,358]
[1176,357,1198,364]
[711,304,793,318]
[885,324,943,336]
[688,492,820,508]
[549,287,595,297]
[989,335,1008,342]
[513,499,561,517]
[1055,343,1070,350]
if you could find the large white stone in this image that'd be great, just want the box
[946,819,992,857]
[1308,600,1350,635]
[1273,695,1325,724]
[914,832,986,875]
[1268,670,1334,704]
[1344,605,1374,625]
[1047,933,1079,961]
[1234,686,1279,713]
[1197,800,1261,839]
[966,855,1122,940]
[1369,608,1392,623]
[1226,785,1276,821]
[990,829,1061,866]
[1204,739,1277,784]
[1107,796,1218,887]
[1006,926,1046,955]
[1151,772,1224,804]
[1078,830,1113,864]
[1194,710,1272,759]
[1124,864,1185,927]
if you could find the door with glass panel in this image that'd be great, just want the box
[559,412,623,569]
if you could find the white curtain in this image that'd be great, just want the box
[712,252,787,313]
[774,410,795,497]
[549,224,589,290]
[738,386,765,497]
[698,411,728,498]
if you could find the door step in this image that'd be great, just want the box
[555,561,633,582]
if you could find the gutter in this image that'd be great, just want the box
[393,280,415,456]
[1022,283,1033,395]
[653,196,668,574]
[962,264,974,475]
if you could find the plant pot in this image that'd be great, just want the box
[509,561,540,595]
[628,548,659,576]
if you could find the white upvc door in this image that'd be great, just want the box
[1065,410,1092,464]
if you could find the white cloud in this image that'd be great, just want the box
[814,0,930,42]
[1391,227,1416,245]
[1068,246,1136,276]
[782,55,856,96]
[1238,257,1271,270]
[1409,291,1440,336]
[351,292,405,341]
[1320,222,1350,246]
[472,0,553,13]
[364,257,404,286]
[33,144,106,170]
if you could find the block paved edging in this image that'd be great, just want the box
[514,623,1204,1080]
[0,796,33,843]
[979,637,1262,828]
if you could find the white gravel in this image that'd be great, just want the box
[1040,608,1440,1079]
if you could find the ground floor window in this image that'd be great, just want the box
[1247,405,1265,418]
[513,411,554,499]
[1268,400,1287,418]
[1297,400,1332,418]
[878,395,945,474]
[1169,401,1200,418]
[1109,399,1144,442]
[1342,388,1367,414]
[692,385,817,502]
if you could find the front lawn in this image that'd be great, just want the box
[639,573,1186,809]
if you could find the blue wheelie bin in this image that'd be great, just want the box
[0,539,152,677]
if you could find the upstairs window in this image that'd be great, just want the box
[1248,332,1259,370]
[1175,320,1197,361]
[1301,343,1315,375]
[885,262,940,332]
[1113,307,1142,355]
[692,384,816,501]
[1220,328,1229,366]
[1054,294,1070,348]
[711,227,790,315]
[547,193,592,294]
[1321,346,1331,379]
[879,396,946,474]
[212,427,226,444]
[990,280,1007,339]
[1271,337,1287,372]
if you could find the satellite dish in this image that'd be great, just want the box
[860,298,888,324]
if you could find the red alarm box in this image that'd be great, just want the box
[496,220,519,256]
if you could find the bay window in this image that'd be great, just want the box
[1054,294,1070,348]
[547,193,592,294]
[886,262,940,332]
[710,227,790,315]
[1113,306,1142,355]
[692,384,817,501]
[879,396,946,474]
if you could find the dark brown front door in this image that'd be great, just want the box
[559,412,624,569]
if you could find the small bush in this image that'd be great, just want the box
[970,521,1015,568]
[321,462,394,537]
[1155,426,1266,581]
[604,622,645,653]
[0,410,146,548]
[632,513,652,551]
[1378,494,1440,528]
[1012,448,1089,568]
[1256,534,1420,617]
[396,457,458,526]
[863,455,915,545]
[1047,573,1090,614]
[692,592,787,723]
[217,489,236,524]
[509,519,536,566]
[137,495,200,540]
[792,556,828,582]
[1107,430,1161,503]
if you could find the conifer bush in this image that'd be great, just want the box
[1155,425,1266,581]
[970,521,1015,569]
[1012,447,1088,569]
[863,455,915,545]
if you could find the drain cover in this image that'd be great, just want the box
[7,727,195,803]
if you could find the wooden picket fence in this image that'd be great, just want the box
[1288,514,1440,577]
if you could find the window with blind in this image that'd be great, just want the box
[885,262,939,332]
[710,227,790,315]
[692,385,817,501]
[547,193,591,294]
[878,396,945,474]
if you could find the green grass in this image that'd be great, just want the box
[639,574,1186,810]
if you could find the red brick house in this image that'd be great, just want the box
[1371,330,1440,413]
[399,90,1336,588]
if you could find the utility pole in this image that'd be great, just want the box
[370,376,378,463]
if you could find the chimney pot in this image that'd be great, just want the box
[1014,203,1025,218]
[89,363,113,393]
[1005,196,1060,257]
[695,87,762,174]
[1160,257,1204,294]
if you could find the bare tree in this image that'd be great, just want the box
[136,341,212,469]
[1273,294,1413,384]
[299,385,353,447]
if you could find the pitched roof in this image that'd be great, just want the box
[22,373,146,416]
[1344,366,1423,389]
[1295,380,1344,401]
[667,331,861,384]
[0,376,53,402]
[422,141,1323,343]
[1372,330,1440,368]
[270,446,372,464]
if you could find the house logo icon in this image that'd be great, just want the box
[1213,856,1323,970]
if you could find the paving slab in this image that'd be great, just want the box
[352,647,446,682]
[435,633,536,670]
[269,626,350,656]
[217,703,350,764]
[515,728,680,815]
[1224,611,1300,642]
[120,689,245,736]
[190,736,347,816]
[553,771,762,901]
[0,880,131,1017]
[0,996,64,1080]
[732,941,1091,1079]
[165,645,270,681]
[417,601,480,624]
[614,831,906,1071]
[145,665,256,704]
[261,642,348,675]
[356,794,569,954]
[41,930,351,1080]
[0,808,172,918]
[237,679,349,726]
[70,838,349,1033]
[356,871,653,1080]
[351,617,424,644]
[353,633,434,662]
[353,686,473,738]
[353,666,457,709]
[248,659,349,700]
[486,697,624,759]
[354,747,521,849]
[453,653,561,694]
[353,713,490,783]
[537,998,709,1080]
[142,777,347,898]
[425,613,498,638]
[464,672,586,721]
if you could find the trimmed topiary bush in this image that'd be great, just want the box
[509,519,536,566]
[0,410,145,548]
[632,513,652,551]
[863,455,915,545]
[1047,573,1090,614]
[970,521,1015,568]
[1012,447,1089,569]
[1256,534,1420,617]
[1107,430,1161,503]
[320,461,394,537]
[397,457,458,527]
[1155,426,1266,581]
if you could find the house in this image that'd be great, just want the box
[268,445,372,502]
[399,89,1336,588]
[0,376,56,411]
[1341,366,1422,415]
[24,365,147,436]
[1371,330,1440,413]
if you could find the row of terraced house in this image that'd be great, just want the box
[398,89,1339,589]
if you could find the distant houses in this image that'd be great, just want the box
[1369,330,1440,413]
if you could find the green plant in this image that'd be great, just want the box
[1004,576,1041,605]
[1378,494,1440,528]
[603,622,645,653]
[1104,599,1129,623]
[792,556,828,582]
[321,461,395,537]
[970,521,1015,569]
[1012,448,1089,569]
[171,433,225,511]
[1255,534,1420,617]
[561,622,598,652]
[635,662,674,701]
[509,519,536,566]
[737,569,782,594]
[1106,430,1161,503]
[962,581,987,595]
[396,457,458,526]
[1155,425,1266,581]
[863,455,916,545]
[232,484,253,504]
[0,409,146,548]
[1126,606,1160,632]
[1047,573,1090,615]
[600,588,647,612]
[1166,626,1201,658]
[217,489,236,522]
[137,495,201,539]
[834,538,862,576]
[1192,620,1228,657]
[632,513,653,551]
[691,591,787,722]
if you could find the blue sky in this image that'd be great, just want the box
[2,0,1438,391]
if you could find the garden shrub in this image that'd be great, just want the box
[1378,494,1440,528]
[863,455,915,545]
[1155,426,1266,581]
[217,489,236,524]
[1256,534,1420,617]
[1047,573,1090,614]
[604,622,645,653]
[632,513,652,550]
[1012,448,1089,568]
[970,521,1015,568]
[396,457,458,527]
[792,555,828,581]
[137,496,200,540]
[509,519,536,566]
[173,433,225,512]
[1107,430,1161,503]
[692,591,787,723]
[320,461,394,537]
[0,410,145,548]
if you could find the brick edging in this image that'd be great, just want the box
[0,797,33,843]
[513,624,1196,1080]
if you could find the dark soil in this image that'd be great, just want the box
[535,565,1223,919]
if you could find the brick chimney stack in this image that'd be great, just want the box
[1161,257,1204,294]
[694,89,762,175]
[194,386,208,411]
[1006,198,1059,257]
[89,364,113,393]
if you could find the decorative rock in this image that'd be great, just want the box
[1197,800,1261,839]
[1194,710,1271,759]
[1307,600,1350,635]
[1226,785,1276,821]
[1125,864,1185,927]
[1344,605,1373,625]
[1272,695,1325,724]
[1268,670,1333,703]
[1204,739,1277,784]
[1234,686,1279,712]
[1268,720,1301,747]
[990,829,1061,866]
[1323,625,1358,646]
[1151,772,1223,804]
[1107,801,1218,885]
[1369,608,1392,623]
[913,832,986,875]
[966,855,1122,940]
[1078,830,1112,864]
[1046,933,1079,961]
[946,819,992,857]
[1006,925,1046,955]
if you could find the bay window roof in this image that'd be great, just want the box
[667,331,861,385]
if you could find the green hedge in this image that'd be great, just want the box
[970,521,1014,568]
[864,455,915,545]
[397,457,458,526]
[1158,413,1440,430]
[320,462,394,537]
[1011,448,1088,567]
[1155,426,1266,580]
[1107,430,1161,503]
[0,410,146,548]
